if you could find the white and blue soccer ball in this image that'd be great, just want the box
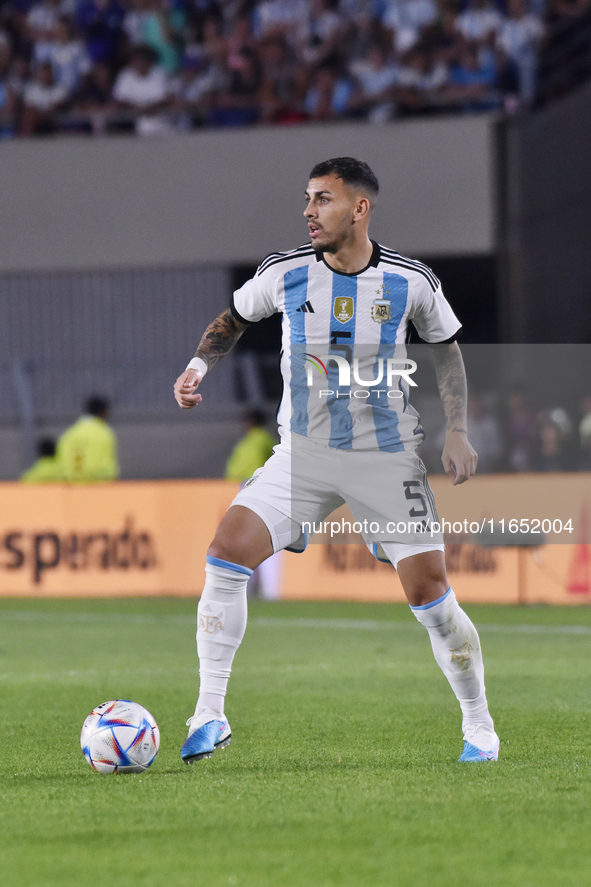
[81,699,160,774]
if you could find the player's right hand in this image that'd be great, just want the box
[174,369,203,409]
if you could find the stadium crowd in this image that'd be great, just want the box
[0,0,585,137]
[423,390,591,474]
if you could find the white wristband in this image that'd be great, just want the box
[185,357,208,377]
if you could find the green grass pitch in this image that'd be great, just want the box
[1,596,591,887]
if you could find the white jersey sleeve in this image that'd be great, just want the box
[409,279,462,343]
[231,263,279,324]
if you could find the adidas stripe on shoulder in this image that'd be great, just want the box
[379,246,440,292]
[257,244,314,276]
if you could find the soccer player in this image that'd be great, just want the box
[173,157,499,764]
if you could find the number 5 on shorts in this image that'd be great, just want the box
[403,480,428,517]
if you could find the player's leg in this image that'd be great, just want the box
[394,547,499,761]
[181,504,273,763]
[198,505,273,710]
[347,447,498,762]
[182,437,342,763]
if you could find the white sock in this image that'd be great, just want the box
[195,556,250,718]
[410,588,495,739]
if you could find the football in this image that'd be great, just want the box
[81,699,160,774]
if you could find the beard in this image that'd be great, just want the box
[310,231,343,254]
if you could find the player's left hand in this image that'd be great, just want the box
[441,432,477,485]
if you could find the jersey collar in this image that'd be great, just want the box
[317,241,381,276]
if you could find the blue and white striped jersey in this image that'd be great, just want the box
[231,241,461,452]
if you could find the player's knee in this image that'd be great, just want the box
[405,583,449,608]
[207,536,245,567]
[207,530,263,571]
[208,505,274,570]
[397,549,449,607]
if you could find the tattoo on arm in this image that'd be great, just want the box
[429,342,468,434]
[194,308,248,371]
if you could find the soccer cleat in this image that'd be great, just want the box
[459,725,500,762]
[181,707,231,764]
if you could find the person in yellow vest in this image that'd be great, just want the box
[57,396,119,482]
[225,410,280,599]
[21,438,64,483]
[225,409,276,483]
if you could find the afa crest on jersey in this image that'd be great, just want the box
[371,298,393,323]
[333,297,354,324]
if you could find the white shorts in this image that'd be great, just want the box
[232,434,444,568]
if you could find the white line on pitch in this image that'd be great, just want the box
[1,610,591,636]
[251,618,591,635]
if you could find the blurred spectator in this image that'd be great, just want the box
[20,60,68,134]
[0,31,17,135]
[443,42,499,110]
[258,36,307,122]
[254,0,310,45]
[171,53,223,127]
[496,0,544,107]
[75,0,125,65]
[198,15,228,68]
[112,43,173,134]
[345,4,390,62]
[338,0,376,20]
[57,395,119,482]
[395,45,447,113]
[33,15,91,94]
[123,0,182,72]
[208,46,262,126]
[227,13,257,60]
[503,386,537,471]
[382,0,439,55]
[466,393,503,472]
[225,408,276,482]
[140,0,181,73]
[348,41,399,122]
[20,437,64,483]
[426,8,465,67]
[298,0,346,66]
[0,27,11,73]
[26,0,67,42]
[122,0,151,46]
[72,60,114,132]
[304,58,352,120]
[3,55,28,133]
[543,406,573,439]
[454,0,503,46]
[530,417,576,471]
